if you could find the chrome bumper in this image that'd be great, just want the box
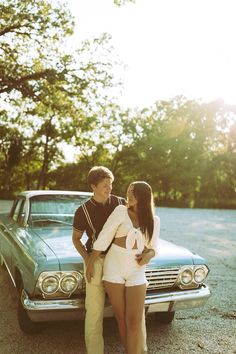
[21,290,86,321]
[145,284,211,313]
[22,284,211,322]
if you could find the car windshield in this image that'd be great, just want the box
[29,194,90,227]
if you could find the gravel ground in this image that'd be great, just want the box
[0,201,236,354]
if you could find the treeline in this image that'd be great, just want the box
[40,99,236,209]
[0,1,236,208]
[1,96,236,208]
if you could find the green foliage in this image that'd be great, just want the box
[0,0,121,193]
[48,97,236,209]
[0,116,25,196]
[0,0,74,98]
[0,1,235,208]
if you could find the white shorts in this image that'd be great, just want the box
[102,243,147,287]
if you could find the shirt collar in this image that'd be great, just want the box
[90,196,111,206]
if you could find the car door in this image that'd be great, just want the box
[1,197,26,275]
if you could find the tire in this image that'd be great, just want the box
[156,311,175,324]
[17,287,42,334]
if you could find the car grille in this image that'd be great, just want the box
[145,266,180,290]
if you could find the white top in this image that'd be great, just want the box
[93,205,160,255]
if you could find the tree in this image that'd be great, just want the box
[47,96,236,208]
[0,118,24,197]
[0,0,75,99]
[0,1,122,193]
[196,101,236,208]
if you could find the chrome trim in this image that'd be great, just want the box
[145,264,209,291]
[36,271,84,298]
[178,265,209,289]
[145,284,211,306]
[21,285,211,314]
[146,266,180,289]
[21,289,85,311]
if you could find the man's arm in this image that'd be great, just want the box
[72,228,90,265]
[86,249,101,282]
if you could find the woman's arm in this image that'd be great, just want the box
[92,205,125,251]
[135,248,155,266]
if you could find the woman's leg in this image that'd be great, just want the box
[125,284,147,354]
[104,281,127,350]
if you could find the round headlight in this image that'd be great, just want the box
[41,276,59,294]
[194,267,206,283]
[61,275,77,293]
[181,269,193,285]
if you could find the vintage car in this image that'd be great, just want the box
[0,190,211,333]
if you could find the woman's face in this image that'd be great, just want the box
[127,184,138,208]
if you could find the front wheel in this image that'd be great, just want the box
[156,311,175,324]
[17,288,41,334]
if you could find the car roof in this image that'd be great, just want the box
[18,190,93,198]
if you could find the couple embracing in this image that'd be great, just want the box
[72,166,160,354]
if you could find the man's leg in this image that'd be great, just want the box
[84,257,105,354]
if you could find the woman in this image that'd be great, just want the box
[86,181,160,354]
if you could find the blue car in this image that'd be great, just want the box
[0,190,211,333]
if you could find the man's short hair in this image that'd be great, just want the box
[87,166,114,186]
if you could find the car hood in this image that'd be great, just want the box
[149,239,206,267]
[32,227,205,269]
[32,226,83,269]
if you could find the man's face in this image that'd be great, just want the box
[92,178,113,200]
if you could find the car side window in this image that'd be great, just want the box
[18,200,26,225]
[12,198,25,223]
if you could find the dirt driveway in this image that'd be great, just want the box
[0,202,236,353]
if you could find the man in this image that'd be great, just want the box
[72,166,147,354]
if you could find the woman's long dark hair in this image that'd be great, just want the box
[131,181,154,242]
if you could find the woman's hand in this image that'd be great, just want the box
[136,248,156,266]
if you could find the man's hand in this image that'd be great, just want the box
[85,249,101,282]
[72,229,89,261]
[86,261,94,282]
[84,253,90,267]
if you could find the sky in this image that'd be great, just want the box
[65,0,236,109]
